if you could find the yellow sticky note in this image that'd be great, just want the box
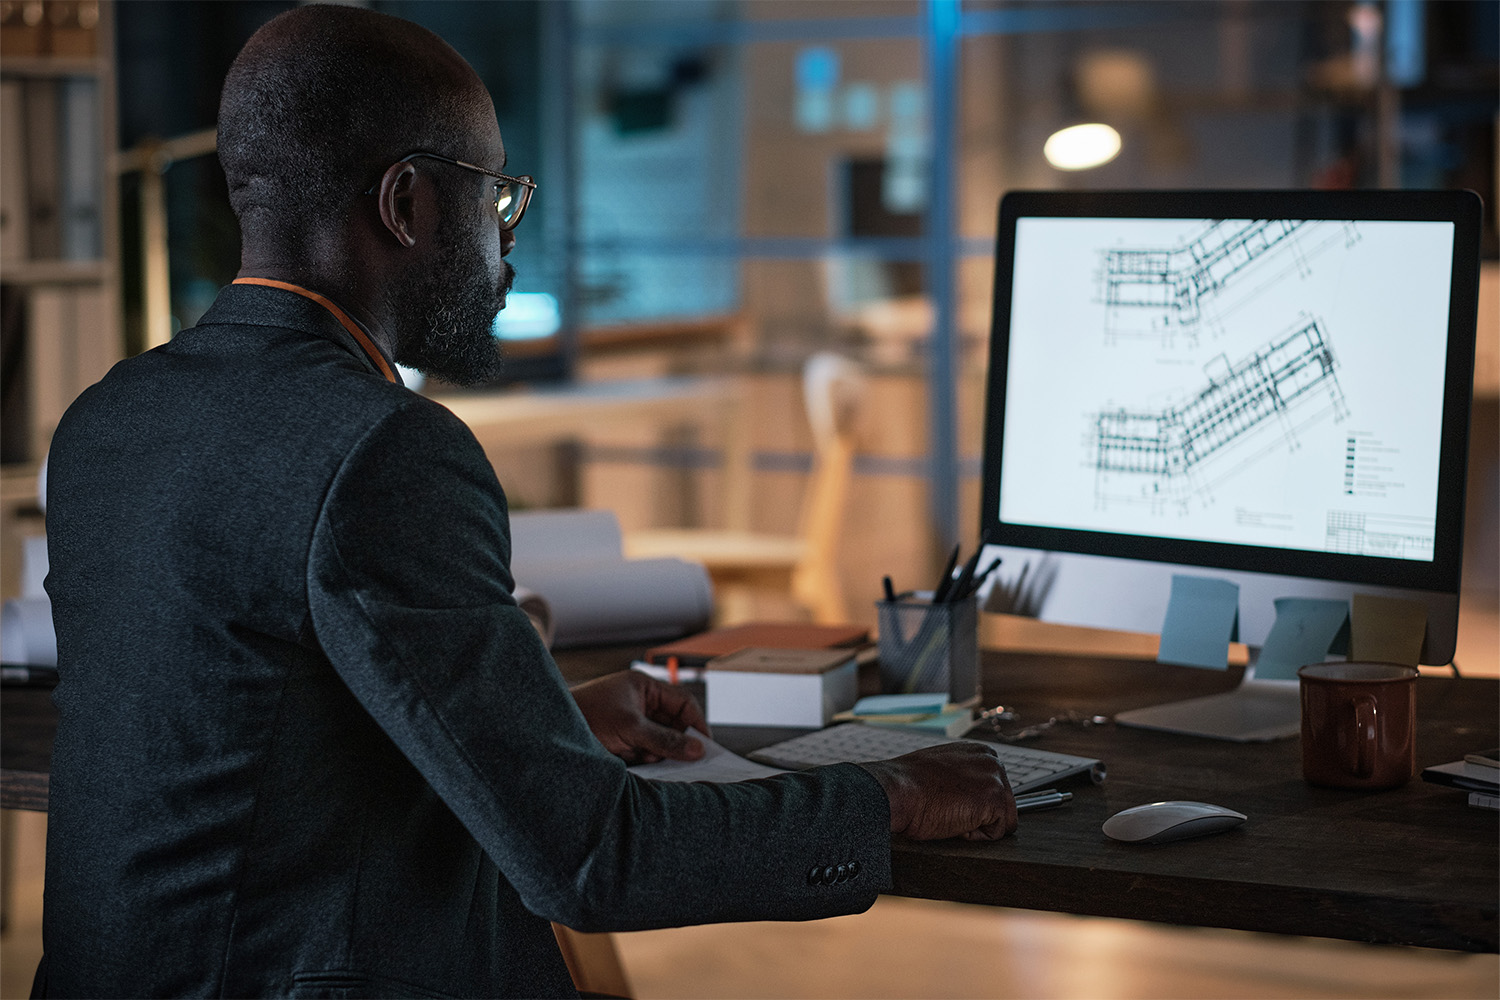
[1350,593,1426,666]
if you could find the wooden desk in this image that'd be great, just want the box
[1,683,54,812]
[431,376,751,529]
[6,649,1496,953]
[894,652,1498,954]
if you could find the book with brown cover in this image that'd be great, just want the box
[706,647,856,675]
[645,621,869,666]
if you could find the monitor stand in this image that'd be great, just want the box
[1115,658,1301,742]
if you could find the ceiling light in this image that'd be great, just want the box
[1044,123,1122,171]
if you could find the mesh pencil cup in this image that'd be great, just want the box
[875,595,979,705]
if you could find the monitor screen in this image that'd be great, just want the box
[980,190,1481,668]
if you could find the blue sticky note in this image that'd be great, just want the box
[853,693,948,716]
[1254,597,1351,680]
[1157,575,1240,670]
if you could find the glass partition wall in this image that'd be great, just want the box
[561,0,1495,556]
[108,0,1496,586]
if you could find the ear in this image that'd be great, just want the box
[375,161,421,249]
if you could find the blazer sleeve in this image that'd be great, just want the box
[305,399,892,932]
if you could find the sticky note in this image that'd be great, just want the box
[1350,593,1427,666]
[853,693,948,716]
[1157,574,1240,670]
[1254,597,1351,680]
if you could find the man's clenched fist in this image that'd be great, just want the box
[857,742,1018,841]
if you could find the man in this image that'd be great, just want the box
[39,6,1016,997]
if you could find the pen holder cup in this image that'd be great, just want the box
[876,596,979,704]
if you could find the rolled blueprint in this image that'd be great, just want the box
[1,597,57,666]
[2,531,56,665]
[515,557,713,648]
[508,509,713,649]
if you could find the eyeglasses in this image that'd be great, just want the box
[366,151,536,230]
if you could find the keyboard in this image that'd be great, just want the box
[747,724,1105,794]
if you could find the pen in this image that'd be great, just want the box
[667,655,679,686]
[883,575,896,603]
[931,545,961,603]
[1015,789,1072,813]
[947,548,983,604]
[947,528,995,603]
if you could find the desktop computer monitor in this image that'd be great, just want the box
[978,189,1482,740]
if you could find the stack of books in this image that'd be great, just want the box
[634,622,872,728]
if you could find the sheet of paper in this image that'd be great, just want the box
[627,729,788,783]
[1254,597,1351,680]
[1156,574,1239,670]
[1350,593,1426,666]
[630,660,707,684]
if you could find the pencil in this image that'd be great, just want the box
[667,655,679,685]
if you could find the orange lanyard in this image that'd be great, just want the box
[232,277,397,384]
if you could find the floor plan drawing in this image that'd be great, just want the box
[1092,318,1348,511]
[1097,220,1357,344]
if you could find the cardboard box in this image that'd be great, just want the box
[706,647,858,728]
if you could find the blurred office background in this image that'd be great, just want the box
[2,1,1497,997]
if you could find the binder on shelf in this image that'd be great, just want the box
[59,76,101,261]
[25,284,109,460]
[22,78,63,260]
[1,286,31,464]
[0,80,29,263]
[72,283,112,388]
[26,285,69,462]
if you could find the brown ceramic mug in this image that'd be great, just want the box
[1298,662,1419,790]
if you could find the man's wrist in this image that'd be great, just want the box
[855,760,910,835]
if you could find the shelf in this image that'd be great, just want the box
[0,465,41,504]
[0,259,111,286]
[0,56,107,79]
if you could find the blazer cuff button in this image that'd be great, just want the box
[807,866,824,886]
[835,864,849,883]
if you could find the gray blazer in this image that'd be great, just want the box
[39,283,890,999]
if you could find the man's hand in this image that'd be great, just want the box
[857,742,1017,841]
[570,670,711,765]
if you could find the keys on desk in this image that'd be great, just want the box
[748,723,1105,795]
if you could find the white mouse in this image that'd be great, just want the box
[1102,800,1247,844]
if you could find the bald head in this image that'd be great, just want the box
[218,4,496,249]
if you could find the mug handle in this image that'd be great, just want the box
[1349,694,1378,779]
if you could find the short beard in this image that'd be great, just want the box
[391,229,513,388]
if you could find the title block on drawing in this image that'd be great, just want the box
[705,647,859,728]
